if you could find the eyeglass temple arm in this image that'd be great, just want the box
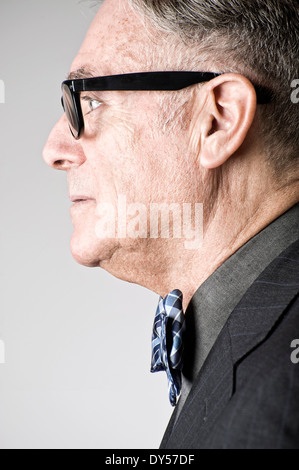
[63,72,273,104]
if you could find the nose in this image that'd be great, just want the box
[43,114,86,170]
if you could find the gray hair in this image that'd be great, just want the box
[128,0,299,177]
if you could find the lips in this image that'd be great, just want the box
[70,195,94,203]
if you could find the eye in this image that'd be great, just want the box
[88,98,102,112]
[81,95,102,115]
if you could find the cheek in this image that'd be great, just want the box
[83,97,191,206]
[83,113,145,203]
[129,124,190,204]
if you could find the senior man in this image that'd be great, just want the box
[43,0,299,449]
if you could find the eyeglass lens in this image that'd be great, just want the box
[62,84,80,138]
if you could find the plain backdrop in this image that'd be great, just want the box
[0,0,173,449]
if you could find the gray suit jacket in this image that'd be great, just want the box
[161,238,299,449]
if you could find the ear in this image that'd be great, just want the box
[189,73,257,169]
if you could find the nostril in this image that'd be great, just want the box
[54,160,66,170]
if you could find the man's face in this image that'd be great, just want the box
[43,0,196,279]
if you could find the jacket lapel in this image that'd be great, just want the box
[161,239,299,449]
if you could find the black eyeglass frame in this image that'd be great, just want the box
[61,71,273,140]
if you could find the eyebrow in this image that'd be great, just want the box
[67,66,98,80]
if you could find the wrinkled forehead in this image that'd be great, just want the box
[70,0,158,77]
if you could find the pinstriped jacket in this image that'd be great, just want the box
[161,238,299,449]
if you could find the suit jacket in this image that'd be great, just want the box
[161,238,299,449]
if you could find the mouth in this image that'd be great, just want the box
[70,196,95,204]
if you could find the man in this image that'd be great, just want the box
[43,0,299,448]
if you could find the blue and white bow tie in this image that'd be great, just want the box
[151,289,186,406]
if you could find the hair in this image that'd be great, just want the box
[127,0,299,178]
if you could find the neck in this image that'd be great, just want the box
[101,180,299,312]
[164,184,299,310]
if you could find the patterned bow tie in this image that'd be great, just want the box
[151,289,186,406]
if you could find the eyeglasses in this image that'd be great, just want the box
[61,71,273,140]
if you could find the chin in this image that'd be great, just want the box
[70,231,118,268]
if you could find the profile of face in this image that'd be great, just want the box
[43,0,199,282]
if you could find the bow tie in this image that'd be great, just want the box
[151,289,186,406]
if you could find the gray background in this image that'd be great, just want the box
[0,0,172,449]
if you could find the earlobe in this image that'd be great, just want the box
[191,73,257,169]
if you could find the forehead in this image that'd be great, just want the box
[70,0,157,76]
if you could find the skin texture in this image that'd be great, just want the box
[43,0,299,310]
